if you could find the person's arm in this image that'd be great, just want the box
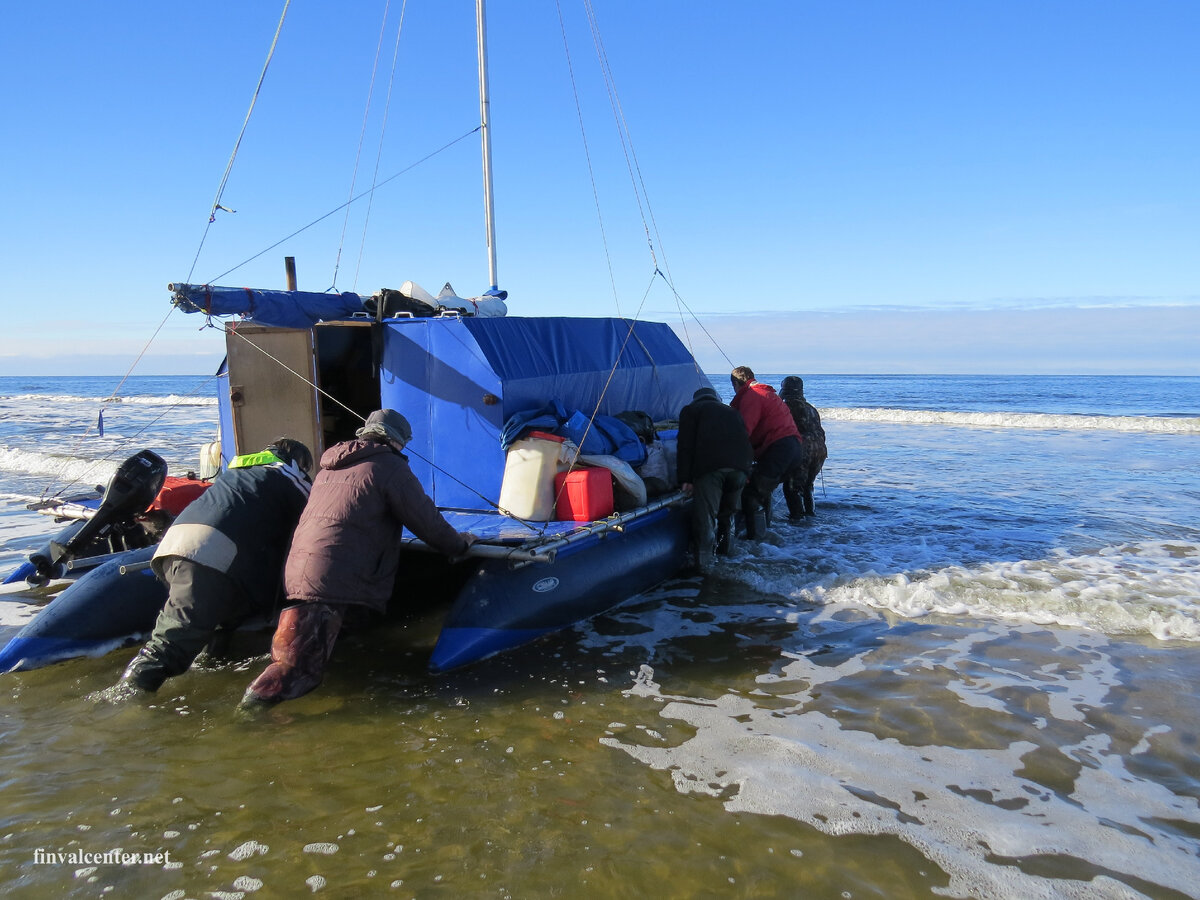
[676,406,696,484]
[733,390,762,442]
[388,461,469,556]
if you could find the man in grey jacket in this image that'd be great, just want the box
[242,409,475,706]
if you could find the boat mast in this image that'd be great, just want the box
[476,0,500,294]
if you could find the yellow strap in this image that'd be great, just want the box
[229,450,282,469]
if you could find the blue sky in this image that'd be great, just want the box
[1,1,1197,376]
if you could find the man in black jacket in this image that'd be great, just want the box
[676,387,753,572]
[112,438,313,694]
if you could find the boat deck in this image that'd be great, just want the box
[430,510,583,545]
[402,491,687,565]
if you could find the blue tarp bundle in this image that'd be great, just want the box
[172,285,364,329]
[500,401,647,466]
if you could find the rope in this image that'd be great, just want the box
[217,322,544,534]
[330,0,395,292]
[351,0,409,293]
[554,0,621,317]
[561,2,732,373]
[185,0,292,286]
[203,127,480,286]
[39,369,221,502]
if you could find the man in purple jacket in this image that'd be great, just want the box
[242,409,475,706]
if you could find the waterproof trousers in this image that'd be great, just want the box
[742,435,804,539]
[120,557,247,692]
[242,602,345,705]
[691,468,746,571]
[783,441,828,518]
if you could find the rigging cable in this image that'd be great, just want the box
[203,128,480,286]
[186,0,292,286]
[554,0,622,318]
[575,0,732,373]
[215,321,545,534]
[329,0,395,292]
[39,371,221,502]
[351,0,410,293]
[39,3,294,500]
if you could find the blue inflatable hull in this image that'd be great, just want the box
[0,547,165,672]
[0,508,691,674]
[430,504,690,671]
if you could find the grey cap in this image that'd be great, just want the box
[692,387,719,401]
[356,408,412,447]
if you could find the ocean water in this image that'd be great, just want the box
[1,373,1199,898]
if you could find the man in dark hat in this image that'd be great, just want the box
[676,387,754,572]
[113,437,314,694]
[780,376,827,518]
[242,409,476,706]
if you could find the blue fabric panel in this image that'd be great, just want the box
[379,316,709,510]
[462,317,708,422]
[215,359,237,468]
[177,285,363,328]
[379,319,505,508]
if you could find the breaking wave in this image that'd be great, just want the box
[0,393,216,407]
[821,407,1200,433]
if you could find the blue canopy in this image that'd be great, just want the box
[379,316,708,507]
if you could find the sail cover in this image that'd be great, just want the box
[171,284,364,329]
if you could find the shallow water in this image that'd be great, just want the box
[2,375,1199,898]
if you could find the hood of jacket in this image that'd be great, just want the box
[319,437,401,471]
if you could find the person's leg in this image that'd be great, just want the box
[784,445,812,520]
[716,470,746,555]
[241,602,345,705]
[804,445,828,516]
[690,471,722,571]
[120,558,241,692]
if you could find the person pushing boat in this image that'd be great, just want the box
[241,410,476,707]
[111,439,314,695]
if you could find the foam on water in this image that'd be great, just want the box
[734,540,1200,642]
[0,447,119,484]
[602,625,1200,898]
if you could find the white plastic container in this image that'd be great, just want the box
[498,432,566,520]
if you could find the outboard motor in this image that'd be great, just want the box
[29,450,168,585]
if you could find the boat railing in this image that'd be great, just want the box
[434,489,689,570]
[109,491,689,577]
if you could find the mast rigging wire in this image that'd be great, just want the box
[329,0,396,292]
[186,0,292,287]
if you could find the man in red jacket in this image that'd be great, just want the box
[729,366,804,539]
[241,409,475,706]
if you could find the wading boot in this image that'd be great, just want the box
[240,603,344,707]
[117,648,169,693]
[715,517,734,556]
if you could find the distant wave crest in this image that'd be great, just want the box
[823,406,1200,433]
[0,393,216,407]
[0,447,117,484]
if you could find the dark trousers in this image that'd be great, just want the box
[691,468,747,570]
[742,435,803,538]
[121,557,251,691]
[783,442,828,517]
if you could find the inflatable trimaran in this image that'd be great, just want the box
[0,0,711,675]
